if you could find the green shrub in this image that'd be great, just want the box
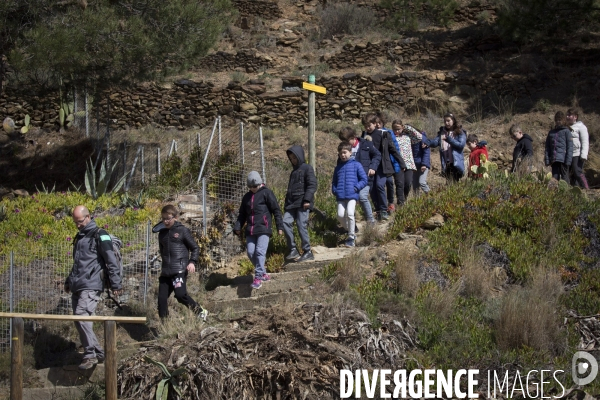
[388,175,598,281]
[319,3,376,39]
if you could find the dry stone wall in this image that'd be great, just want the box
[1,68,536,131]
[233,0,282,19]
[197,50,274,73]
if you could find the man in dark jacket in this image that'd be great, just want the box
[283,146,318,262]
[339,126,381,224]
[509,124,534,173]
[65,205,122,370]
[152,204,207,321]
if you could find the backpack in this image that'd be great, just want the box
[93,229,124,290]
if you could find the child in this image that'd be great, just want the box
[339,126,381,225]
[283,146,317,262]
[153,205,208,320]
[362,113,406,220]
[466,134,489,179]
[509,125,534,173]
[375,113,402,213]
[423,113,467,182]
[233,171,283,289]
[412,131,431,195]
[566,107,590,189]
[545,111,573,183]
[332,142,368,248]
[391,120,423,203]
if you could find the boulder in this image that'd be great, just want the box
[422,213,444,230]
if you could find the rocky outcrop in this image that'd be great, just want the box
[233,0,282,19]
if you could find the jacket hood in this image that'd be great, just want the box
[477,141,488,148]
[287,145,306,169]
[571,121,585,129]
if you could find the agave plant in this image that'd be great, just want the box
[120,189,146,209]
[21,115,31,134]
[84,157,127,199]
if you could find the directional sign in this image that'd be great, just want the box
[302,82,327,95]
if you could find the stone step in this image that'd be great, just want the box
[208,288,316,314]
[208,268,320,302]
[24,364,105,400]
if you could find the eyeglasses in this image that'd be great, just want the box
[161,215,175,222]
[73,215,89,224]
[248,185,259,189]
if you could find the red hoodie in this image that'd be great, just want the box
[468,145,489,178]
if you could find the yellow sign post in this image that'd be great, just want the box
[304,76,327,170]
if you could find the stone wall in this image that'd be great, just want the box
[1,68,535,131]
[198,50,274,73]
[233,0,282,19]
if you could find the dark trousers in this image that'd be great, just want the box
[551,162,570,183]
[370,167,388,212]
[158,272,199,318]
[571,156,589,189]
[387,170,414,205]
[444,165,463,182]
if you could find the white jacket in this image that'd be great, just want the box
[570,121,589,159]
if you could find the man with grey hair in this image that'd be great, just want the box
[65,205,122,370]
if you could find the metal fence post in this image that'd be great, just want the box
[157,147,161,175]
[202,178,207,236]
[197,118,219,182]
[9,251,13,350]
[73,87,78,128]
[84,87,89,138]
[239,122,245,166]
[106,96,111,168]
[169,140,176,156]
[141,146,145,185]
[144,221,150,306]
[218,115,222,156]
[259,126,266,185]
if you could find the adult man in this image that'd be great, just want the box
[152,205,208,320]
[566,108,590,189]
[65,205,122,370]
[509,124,534,173]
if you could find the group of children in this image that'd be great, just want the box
[158,108,590,319]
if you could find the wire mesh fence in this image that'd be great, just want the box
[0,222,159,353]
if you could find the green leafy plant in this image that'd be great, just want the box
[120,190,146,209]
[35,182,56,194]
[77,157,127,200]
[20,114,30,134]
[470,153,498,178]
[144,356,185,400]
[59,102,74,128]
[0,204,7,223]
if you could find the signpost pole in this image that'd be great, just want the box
[307,75,316,171]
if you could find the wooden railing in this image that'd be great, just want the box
[0,312,147,400]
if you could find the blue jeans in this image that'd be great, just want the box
[413,167,430,194]
[283,208,311,252]
[370,168,388,212]
[246,234,270,278]
[358,185,375,222]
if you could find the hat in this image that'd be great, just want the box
[247,171,263,187]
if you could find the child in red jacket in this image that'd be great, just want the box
[467,134,488,179]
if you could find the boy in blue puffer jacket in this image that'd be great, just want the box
[332,142,368,248]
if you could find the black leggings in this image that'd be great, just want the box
[158,272,199,318]
[387,170,414,205]
[444,165,463,182]
[571,156,589,189]
[551,162,570,184]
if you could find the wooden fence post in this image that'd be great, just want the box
[10,317,23,400]
[105,320,117,400]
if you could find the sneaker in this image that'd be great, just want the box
[387,204,396,213]
[285,248,300,261]
[78,357,98,370]
[380,211,390,221]
[344,238,355,248]
[260,274,271,282]
[251,278,262,289]
[198,307,209,321]
[297,250,315,262]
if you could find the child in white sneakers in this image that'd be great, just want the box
[233,171,283,289]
